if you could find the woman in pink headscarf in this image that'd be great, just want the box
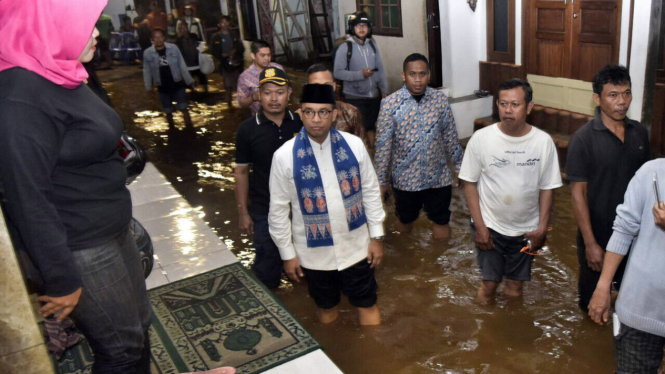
[0,1,152,373]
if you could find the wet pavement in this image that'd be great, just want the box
[98,64,655,374]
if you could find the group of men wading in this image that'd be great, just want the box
[232,11,665,374]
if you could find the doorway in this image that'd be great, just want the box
[524,0,622,82]
[645,0,665,156]
[426,0,443,88]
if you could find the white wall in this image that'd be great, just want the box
[338,1,429,93]
[627,0,653,121]
[103,0,137,30]
[515,0,522,65]
[451,97,494,138]
[439,0,486,97]
[618,0,632,65]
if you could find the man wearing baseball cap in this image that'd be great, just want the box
[234,67,302,289]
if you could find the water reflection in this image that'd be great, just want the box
[99,66,660,374]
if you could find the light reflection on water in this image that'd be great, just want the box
[100,66,665,374]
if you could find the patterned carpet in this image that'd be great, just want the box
[55,263,320,374]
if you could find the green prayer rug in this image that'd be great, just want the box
[55,262,320,374]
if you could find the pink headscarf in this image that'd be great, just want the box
[0,0,108,89]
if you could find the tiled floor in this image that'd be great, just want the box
[129,163,342,374]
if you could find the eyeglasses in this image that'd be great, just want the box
[302,109,332,119]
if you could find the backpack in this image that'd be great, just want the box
[331,39,377,98]
[344,40,377,70]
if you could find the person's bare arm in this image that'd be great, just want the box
[588,251,625,324]
[463,181,493,250]
[525,189,554,250]
[238,91,258,109]
[234,165,253,235]
[571,181,604,271]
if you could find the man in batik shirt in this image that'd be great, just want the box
[375,53,464,239]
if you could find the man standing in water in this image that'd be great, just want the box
[333,11,388,148]
[268,84,385,325]
[237,40,286,114]
[234,67,302,289]
[211,16,245,109]
[460,79,562,304]
[143,28,195,130]
[566,65,651,312]
[375,53,464,239]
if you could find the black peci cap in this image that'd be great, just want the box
[300,84,336,106]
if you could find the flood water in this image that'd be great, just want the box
[99,65,649,374]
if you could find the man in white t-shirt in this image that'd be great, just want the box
[459,79,563,304]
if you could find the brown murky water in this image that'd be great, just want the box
[100,65,636,374]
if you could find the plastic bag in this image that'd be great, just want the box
[199,53,215,74]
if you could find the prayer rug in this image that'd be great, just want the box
[55,262,320,374]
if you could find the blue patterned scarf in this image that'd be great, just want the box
[292,127,367,247]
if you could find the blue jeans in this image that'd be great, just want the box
[158,87,188,114]
[250,214,283,289]
[70,228,152,374]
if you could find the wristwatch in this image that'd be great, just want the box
[370,236,385,242]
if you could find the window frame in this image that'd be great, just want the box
[486,0,516,63]
[355,0,403,38]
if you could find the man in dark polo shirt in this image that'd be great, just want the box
[235,67,302,289]
[566,65,651,313]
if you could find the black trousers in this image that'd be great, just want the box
[346,96,382,132]
[576,231,627,312]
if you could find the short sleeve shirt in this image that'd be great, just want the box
[565,106,651,247]
[459,124,563,236]
[235,110,303,215]
[236,62,285,114]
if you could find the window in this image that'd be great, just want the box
[486,0,515,63]
[356,0,402,37]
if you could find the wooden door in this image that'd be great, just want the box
[525,0,621,81]
[571,0,622,82]
[527,0,573,78]
[426,0,443,88]
[651,2,665,156]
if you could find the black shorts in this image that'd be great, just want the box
[301,260,378,309]
[393,186,452,225]
[471,223,533,282]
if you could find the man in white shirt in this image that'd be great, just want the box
[269,84,386,325]
[459,79,563,304]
